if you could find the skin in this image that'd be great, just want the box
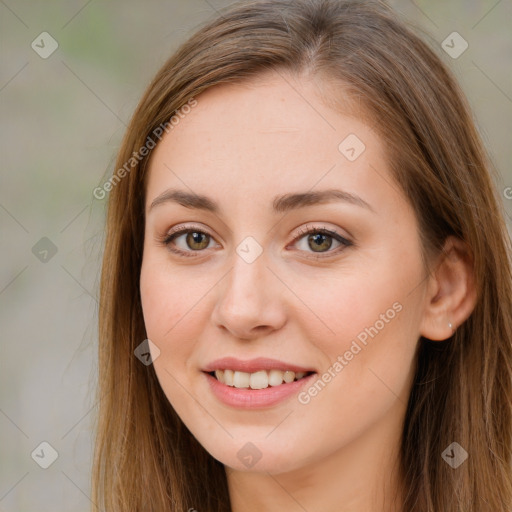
[139,70,476,511]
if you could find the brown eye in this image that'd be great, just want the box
[185,231,210,250]
[307,233,333,252]
[292,226,353,258]
[162,227,216,256]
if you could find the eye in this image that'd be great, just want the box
[160,224,353,259]
[290,225,353,258]
[161,225,218,257]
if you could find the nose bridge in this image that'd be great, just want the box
[222,246,271,315]
[211,241,286,338]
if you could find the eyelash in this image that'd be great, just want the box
[160,224,353,259]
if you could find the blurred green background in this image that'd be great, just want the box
[1,1,511,510]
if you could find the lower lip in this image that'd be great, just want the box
[204,372,316,409]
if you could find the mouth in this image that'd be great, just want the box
[207,369,315,390]
[202,358,317,407]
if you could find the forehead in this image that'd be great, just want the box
[145,71,397,216]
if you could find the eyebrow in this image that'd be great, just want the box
[149,188,375,214]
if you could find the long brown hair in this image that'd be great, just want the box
[92,1,512,510]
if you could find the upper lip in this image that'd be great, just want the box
[203,357,316,374]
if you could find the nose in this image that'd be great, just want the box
[210,253,287,341]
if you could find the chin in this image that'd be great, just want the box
[198,436,309,474]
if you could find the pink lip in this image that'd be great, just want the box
[203,357,315,373]
[204,371,316,409]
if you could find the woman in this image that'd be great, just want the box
[92,0,512,510]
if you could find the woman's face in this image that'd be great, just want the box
[140,71,428,474]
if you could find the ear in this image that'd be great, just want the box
[419,236,477,341]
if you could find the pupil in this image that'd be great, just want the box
[309,233,331,252]
[188,232,208,250]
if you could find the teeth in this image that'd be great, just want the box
[224,369,234,386]
[268,369,285,387]
[283,371,295,383]
[213,369,310,389]
[249,370,268,389]
[233,371,250,388]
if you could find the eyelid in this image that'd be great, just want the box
[164,223,214,240]
[292,223,351,243]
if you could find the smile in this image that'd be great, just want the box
[202,357,317,408]
[211,369,313,389]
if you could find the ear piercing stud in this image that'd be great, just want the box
[448,321,454,334]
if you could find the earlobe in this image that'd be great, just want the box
[419,236,477,341]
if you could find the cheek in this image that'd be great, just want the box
[139,254,210,413]
[290,253,419,350]
[141,254,205,338]
[139,255,205,373]
[291,248,423,400]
